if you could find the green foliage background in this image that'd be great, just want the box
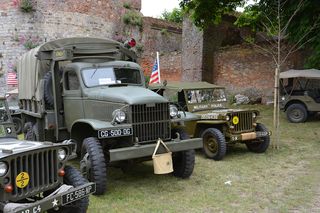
[179,0,320,68]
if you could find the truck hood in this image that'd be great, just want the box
[85,86,168,104]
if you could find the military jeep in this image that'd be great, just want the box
[150,81,271,160]
[0,97,95,213]
[280,69,320,123]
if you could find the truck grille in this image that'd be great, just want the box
[231,112,254,133]
[10,149,60,200]
[131,103,171,143]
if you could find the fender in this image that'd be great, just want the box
[71,119,133,140]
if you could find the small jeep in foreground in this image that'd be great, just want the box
[0,97,95,213]
[280,69,320,123]
[150,81,271,160]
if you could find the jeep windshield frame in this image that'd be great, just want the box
[183,88,227,112]
[81,67,142,88]
[185,88,227,104]
[0,99,10,123]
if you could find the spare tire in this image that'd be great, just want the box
[44,72,54,107]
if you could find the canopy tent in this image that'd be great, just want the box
[279,69,320,79]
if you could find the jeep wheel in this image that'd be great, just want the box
[246,123,270,153]
[201,128,226,161]
[286,103,308,123]
[48,166,89,213]
[12,117,22,134]
[171,128,195,178]
[80,137,107,195]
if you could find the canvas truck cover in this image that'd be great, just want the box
[17,37,133,101]
[280,69,320,79]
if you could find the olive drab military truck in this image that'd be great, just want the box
[150,81,271,161]
[280,69,320,123]
[17,37,202,195]
[0,97,95,213]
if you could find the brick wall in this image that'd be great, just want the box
[139,17,182,82]
[182,16,306,101]
[0,0,141,95]
[213,44,305,100]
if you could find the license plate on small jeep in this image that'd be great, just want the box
[256,131,271,137]
[98,128,132,139]
[62,183,96,205]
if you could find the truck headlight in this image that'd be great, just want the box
[226,115,230,121]
[113,109,126,123]
[58,149,67,161]
[0,162,8,176]
[252,112,257,118]
[281,96,286,101]
[169,105,178,118]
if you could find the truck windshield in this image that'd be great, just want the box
[186,88,227,104]
[82,67,141,87]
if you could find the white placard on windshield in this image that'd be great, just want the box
[99,78,114,85]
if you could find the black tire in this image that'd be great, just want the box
[44,72,54,107]
[12,117,22,134]
[286,103,308,123]
[48,165,89,213]
[201,128,226,161]
[171,128,195,178]
[80,137,107,195]
[246,123,270,153]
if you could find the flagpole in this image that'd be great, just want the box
[156,51,161,83]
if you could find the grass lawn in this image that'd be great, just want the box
[70,105,320,212]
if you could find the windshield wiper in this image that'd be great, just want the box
[90,67,98,79]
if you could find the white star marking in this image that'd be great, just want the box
[52,198,59,207]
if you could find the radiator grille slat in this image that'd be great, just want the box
[131,103,171,143]
[232,112,254,133]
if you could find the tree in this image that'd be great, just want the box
[179,0,244,28]
[236,0,320,69]
[161,8,184,24]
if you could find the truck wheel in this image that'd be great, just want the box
[171,128,195,178]
[80,137,107,195]
[12,117,22,134]
[286,103,308,123]
[48,165,89,213]
[246,123,270,153]
[201,128,226,161]
[44,72,54,107]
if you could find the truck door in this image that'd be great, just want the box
[63,70,84,131]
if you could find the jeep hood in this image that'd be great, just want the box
[195,108,255,115]
[85,86,168,104]
[0,138,61,158]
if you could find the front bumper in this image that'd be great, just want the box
[2,182,95,213]
[109,137,202,162]
[229,131,271,142]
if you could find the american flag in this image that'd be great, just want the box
[7,72,18,85]
[149,58,160,84]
